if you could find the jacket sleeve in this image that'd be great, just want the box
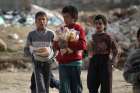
[109,35,120,66]
[24,32,32,57]
[53,41,60,50]
[123,50,140,84]
[123,62,140,84]
[110,36,118,59]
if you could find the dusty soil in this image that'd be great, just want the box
[0,69,132,93]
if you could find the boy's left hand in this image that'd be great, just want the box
[112,57,119,68]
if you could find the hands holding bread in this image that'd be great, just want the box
[34,47,50,57]
[29,46,50,57]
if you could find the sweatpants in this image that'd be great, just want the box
[87,54,112,93]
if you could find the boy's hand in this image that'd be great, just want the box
[35,47,50,57]
[60,48,67,55]
[34,47,46,53]
[24,46,32,57]
[60,48,73,55]
[67,48,73,54]
[112,57,118,68]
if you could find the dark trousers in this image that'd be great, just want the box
[31,59,51,93]
[59,65,83,93]
[87,55,112,93]
[133,85,140,93]
[30,71,60,93]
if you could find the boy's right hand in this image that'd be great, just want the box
[24,46,32,57]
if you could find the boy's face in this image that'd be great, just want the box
[35,15,48,30]
[94,19,105,32]
[62,13,74,25]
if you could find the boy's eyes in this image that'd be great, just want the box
[39,18,46,20]
[94,20,104,25]
[63,13,72,18]
[36,16,47,21]
[95,22,103,25]
[94,19,105,25]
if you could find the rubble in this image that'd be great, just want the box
[8,33,19,40]
[0,4,140,71]
[0,4,63,28]
[0,38,7,51]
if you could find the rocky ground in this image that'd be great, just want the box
[0,69,132,93]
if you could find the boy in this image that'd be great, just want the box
[24,11,57,93]
[123,28,140,93]
[53,5,86,93]
[87,14,118,93]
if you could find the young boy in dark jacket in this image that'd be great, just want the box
[87,14,118,93]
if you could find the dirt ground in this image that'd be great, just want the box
[0,69,132,93]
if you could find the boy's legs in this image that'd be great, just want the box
[50,73,60,89]
[30,73,36,93]
[32,59,50,93]
[59,65,71,93]
[59,65,83,93]
[69,66,83,93]
[30,71,59,93]
[133,85,140,93]
[99,55,112,93]
[87,57,100,93]
[43,62,51,93]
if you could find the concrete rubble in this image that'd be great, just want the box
[0,5,140,70]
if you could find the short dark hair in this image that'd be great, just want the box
[35,11,47,20]
[93,14,107,30]
[62,5,78,22]
[93,14,107,26]
[137,28,140,38]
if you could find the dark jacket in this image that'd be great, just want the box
[123,49,140,85]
